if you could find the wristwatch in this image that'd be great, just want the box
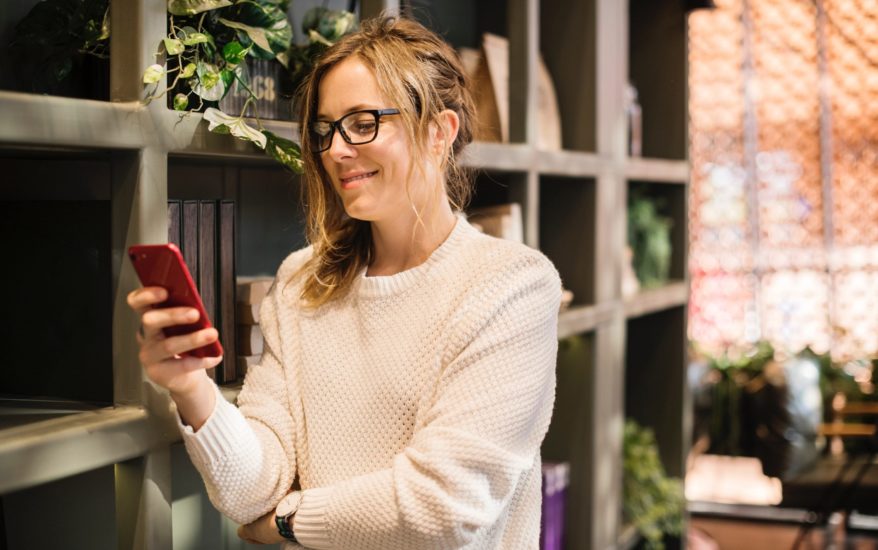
[275,491,303,542]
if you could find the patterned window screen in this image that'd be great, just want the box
[688,0,878,360]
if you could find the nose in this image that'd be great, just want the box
[325,126,357,161]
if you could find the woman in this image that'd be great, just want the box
[128,15,561,549]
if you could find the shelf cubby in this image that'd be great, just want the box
[1,463,118,548]
[541,333,595,550]
[625,306,689,478]
[539,176,597,308]
[540,0,597,153]
[629,0,688,161]
[628,179,689,283]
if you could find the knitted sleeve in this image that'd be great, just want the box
[292,253,562,550]
[177,278,298,525]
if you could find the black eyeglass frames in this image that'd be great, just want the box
[308,109,401,153]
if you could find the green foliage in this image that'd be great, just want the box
[286,6,358,94]
[628,188,673,288]
[697,341,877,456]
[10,0,110,95]
[623,420,684,549]
[703,340,775,455]
[143,0,302,173]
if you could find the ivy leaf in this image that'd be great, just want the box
[203,108,267,149]
[98,7,110,41]
[143,63,164,84]
[180,62,197,79]
[218,1,291,59]
[182,32,209,46]
[263,130,303,173]
[220,69,235,99]
[167,0,233,16]
[173,93,189,111]
[222,41,248,66]
[307,28,333,47]
[194,61,225,101]
[163,37,184,55]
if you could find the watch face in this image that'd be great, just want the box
[276,492,302,517]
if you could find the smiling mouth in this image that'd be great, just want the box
[340,170,378,188]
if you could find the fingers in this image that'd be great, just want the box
[141,307,201,338]
[139,327,220,366]
[127,287,168,315]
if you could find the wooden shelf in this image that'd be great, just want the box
[0,405,176,494]
[461,141,536,172]
[558,302,615,339]
[624,280,689,319]
[625,156,689,183]
[538,149,602,178]
[0,91,152,151]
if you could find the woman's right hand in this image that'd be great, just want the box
[127,286,221,428]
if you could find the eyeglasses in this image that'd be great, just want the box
[308,109,400,153]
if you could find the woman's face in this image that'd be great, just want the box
[317,57,421,223]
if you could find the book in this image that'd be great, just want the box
[181,201,199,281]
[236,354,261,377]
[198,201,218,381]
[237,277,274,305]
[238,325,264,356]
[236,301,262,326]
[217,200,238,383]
[467,203,524,244]
[168,200,181,247]
[541,462,570,550]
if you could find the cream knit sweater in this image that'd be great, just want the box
[177,217,562,549]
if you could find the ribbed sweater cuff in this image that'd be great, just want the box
[293,487,333,549]
[175,384,249,467]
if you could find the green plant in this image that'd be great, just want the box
[704,340,775,456]
[628,189,673,288]
[10,0,110,95]
[142,0,302,172]
[623,419,684,549]
[286,6,357,93]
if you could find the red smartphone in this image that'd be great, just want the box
[128,243,223,358]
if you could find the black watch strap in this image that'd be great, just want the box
[275,512,298,542]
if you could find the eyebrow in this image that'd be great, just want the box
[315,104,381,120]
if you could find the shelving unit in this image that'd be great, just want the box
[0,0,690,548]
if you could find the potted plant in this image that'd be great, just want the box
[142,1,357,174]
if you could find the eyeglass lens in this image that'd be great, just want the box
[311,111,380,152]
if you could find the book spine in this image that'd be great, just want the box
[168,200,182,247]
[218,200,238,383]
[199,201,218,381]
[181,201,199,282]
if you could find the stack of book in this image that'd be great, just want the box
[168,199,237,384]
[541,462,570,550]
[236,277,273,377]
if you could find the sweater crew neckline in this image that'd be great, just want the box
[357,215,474,299]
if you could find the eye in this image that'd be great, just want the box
[349,117,377,136]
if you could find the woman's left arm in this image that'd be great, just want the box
[283,255,562,550]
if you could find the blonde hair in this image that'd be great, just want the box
[293,15,476,308]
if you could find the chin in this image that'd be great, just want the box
[342,202,379,222]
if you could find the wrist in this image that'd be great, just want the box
[171,374,216,430]
[275,491,303,542]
